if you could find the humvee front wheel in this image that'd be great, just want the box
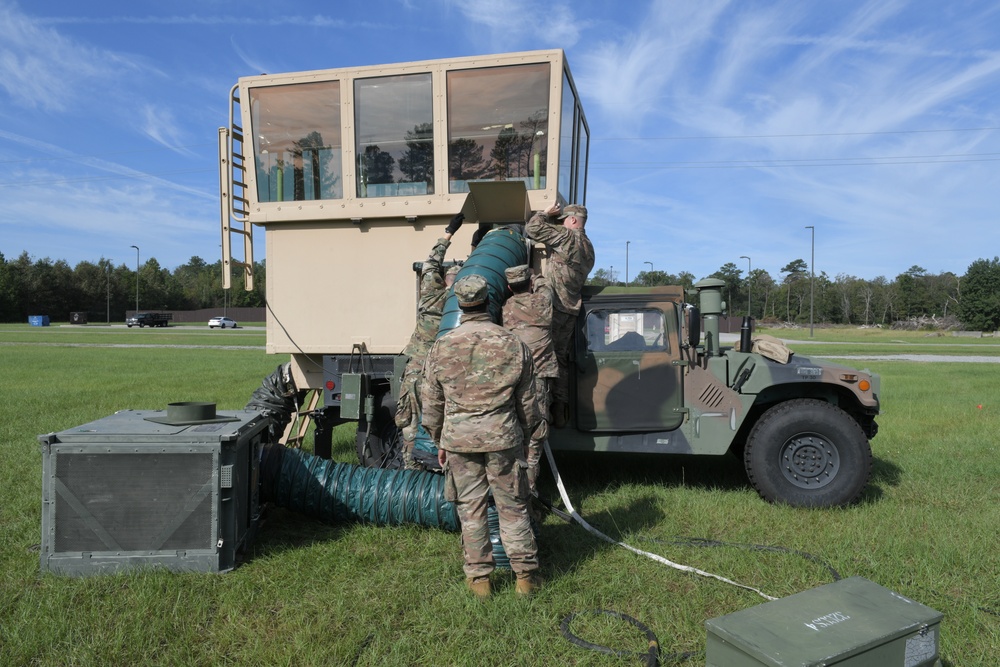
[744,399,871,508]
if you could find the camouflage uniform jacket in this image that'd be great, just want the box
[525,211,595,315]
[502,275,558,379]
[421,312,541,453]
[401,237,451,363]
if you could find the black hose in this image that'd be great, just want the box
[559,609,700,666]
[649,536,842,583]
[245,363,305,441]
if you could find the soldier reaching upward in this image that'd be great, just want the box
[421,274,544,598]
[525,203,595,427]
[394,213,464,469]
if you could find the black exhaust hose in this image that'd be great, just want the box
[740,316,753,352]
[246,363,305,442]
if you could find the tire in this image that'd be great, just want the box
[356,391,403,469]
[744,399,871,508]
[220,323,226,329]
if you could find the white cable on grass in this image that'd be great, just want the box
[542,440,777,601]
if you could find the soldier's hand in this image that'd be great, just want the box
[445,213,465,235]
[544,203,561,218]
[437,448,447,467]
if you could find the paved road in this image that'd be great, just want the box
[719,333,1000,363]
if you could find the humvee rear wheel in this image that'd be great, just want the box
[744,399,871,508]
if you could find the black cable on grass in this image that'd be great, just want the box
[350,633,375,667]
[560,609,697,666]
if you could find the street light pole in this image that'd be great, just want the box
[644,261,653,284]
[805,226,815,337]
[626,241,630,286]
[106,264,110,325]
[130,245,140,315]
[740,255,751,317]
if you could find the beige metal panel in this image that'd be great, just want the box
[236,49,564,90]
[264,220,475,355]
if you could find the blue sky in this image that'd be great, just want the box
[2,0,999,283]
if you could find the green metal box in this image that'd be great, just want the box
[340,373,368,420]
[705,577,942,666]
[39,408,268,576]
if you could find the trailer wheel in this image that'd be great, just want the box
[356,391,403,469]
[744,399,871,508]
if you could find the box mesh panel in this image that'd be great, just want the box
[54,452,214,552]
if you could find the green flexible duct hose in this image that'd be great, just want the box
[260,444,459,531]
[437,226,528,337]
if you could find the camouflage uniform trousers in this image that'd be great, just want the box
[550,309,577,403]
[444,447,539,580]
[526,378,551,496]
[393,359,425,468]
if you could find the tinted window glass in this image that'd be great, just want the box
[355,73,434,197]
[586,309,668,352]
[447,64,550,193]
[250,81,343,202]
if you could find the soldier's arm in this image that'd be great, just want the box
[525,209,569,247]
[421,238,451,281]
[513,342,541,446]
[420,350,445,444]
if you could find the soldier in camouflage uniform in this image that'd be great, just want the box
[421,274,544,598]
[525,203,595,428]
[502,264,556,497]
[394,213,464,469]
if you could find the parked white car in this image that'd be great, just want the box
[208,316,238,329]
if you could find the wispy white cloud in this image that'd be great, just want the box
[139,106,198,157]
[0,2,139,111]
[440,0,583,51]
[0,129,214,200]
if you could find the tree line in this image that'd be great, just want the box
[0,251,264,323]
[5,248,999,332]
[589,257,1000,332]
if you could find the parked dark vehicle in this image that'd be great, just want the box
[126,313,172,328]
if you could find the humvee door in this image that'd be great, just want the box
[575,305,683,431]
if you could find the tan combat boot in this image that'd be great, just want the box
[515,574,544,598]
[466,576,491,599]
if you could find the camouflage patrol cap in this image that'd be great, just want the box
[454,274,489,308]
[445,264,462,278]
[504,264,531,285]
[558,204,587,220]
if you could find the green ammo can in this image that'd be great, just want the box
[705,577,942,667]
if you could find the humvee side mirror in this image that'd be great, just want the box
[686,306,701,348]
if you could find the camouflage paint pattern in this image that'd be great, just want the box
[548,286,880,456]
[444,448,538,578]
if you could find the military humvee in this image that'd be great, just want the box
[219,50,879,508]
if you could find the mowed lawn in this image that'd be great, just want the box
[1,323,998,665]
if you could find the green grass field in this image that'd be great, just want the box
[1,323,997,665]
